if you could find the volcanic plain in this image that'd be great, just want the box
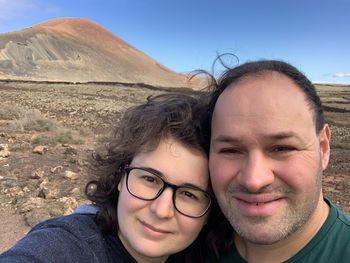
[0,80,349,252]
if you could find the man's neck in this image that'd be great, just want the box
[235,198,330,263]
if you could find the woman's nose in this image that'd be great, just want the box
[149,188,175,218]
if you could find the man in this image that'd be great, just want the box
[208,60,350,262]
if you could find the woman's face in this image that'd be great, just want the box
[117,138,209,263]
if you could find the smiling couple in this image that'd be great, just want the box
[1,60,350,263]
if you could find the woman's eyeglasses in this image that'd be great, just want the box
[124,167,211,218]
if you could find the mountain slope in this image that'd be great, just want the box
[0,18,192,87]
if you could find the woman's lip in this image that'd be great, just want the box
[140,220,171,234]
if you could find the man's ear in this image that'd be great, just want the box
[319,124,331,170]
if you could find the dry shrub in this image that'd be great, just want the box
[31,135,55,146]
[0,165,10,176]
[54,129,84,145]
[9,142,32,152]
[332,141,350,150]
[0,104,25,120]
[10,110,59,132]
[78,127,93,137]
[31,129,84,146]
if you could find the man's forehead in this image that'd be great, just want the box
[211,72,316,136]
[227,71,296,91]
[215,72,309,109]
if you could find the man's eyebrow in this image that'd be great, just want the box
[268,131,302,141]
[212,135,241,143]
[212,132,302,143]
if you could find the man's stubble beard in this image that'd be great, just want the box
[219,171,323,245]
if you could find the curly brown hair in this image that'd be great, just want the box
[85,93,233,262]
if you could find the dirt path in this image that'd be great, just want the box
[0,208,30,253]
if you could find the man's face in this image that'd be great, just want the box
[209,73,331,245]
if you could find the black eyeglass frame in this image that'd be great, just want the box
[124,166,212,218]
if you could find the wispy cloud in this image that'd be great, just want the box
[0,0,36,20]
[0,0,60,21]
[333,72,350,78]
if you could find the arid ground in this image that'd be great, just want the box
[0,81,349,252]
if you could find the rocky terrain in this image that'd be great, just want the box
[0,80,199,251]
[0,17,203,252]
[0,80,349,252]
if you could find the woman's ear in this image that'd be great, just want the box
[117,164,128,192]
[118,176,124,191]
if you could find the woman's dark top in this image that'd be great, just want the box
[0,207,137,263]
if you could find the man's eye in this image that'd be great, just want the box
[218,148,242,154]
[271,146,296,153]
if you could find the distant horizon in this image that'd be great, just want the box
[313,82,350,86]
[1,76,349,88]
[1,0,350,84]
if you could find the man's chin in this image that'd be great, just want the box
[230,215,295,245]
[236,231,285,245]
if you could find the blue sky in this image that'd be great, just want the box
[1,0,350,84]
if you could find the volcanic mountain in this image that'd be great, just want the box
[0,18,193,88]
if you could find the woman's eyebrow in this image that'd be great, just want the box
[134,166,207,190]
[181,182,207,190]
[132,166,164,177]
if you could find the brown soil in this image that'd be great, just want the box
[0,81,349,253]
[0,209,30,252]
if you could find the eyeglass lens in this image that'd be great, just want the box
[126,168,210,218]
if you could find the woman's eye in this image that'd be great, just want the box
[142,176,158,184]
[180,191,198,200]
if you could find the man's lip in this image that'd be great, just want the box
[139,220,171,234]
[233,193,283,204]
[232,193,284,217]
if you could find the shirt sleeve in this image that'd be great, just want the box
[0,215,106,263]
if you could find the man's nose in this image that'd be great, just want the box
[237,152,274,192]
[150,188,175,218]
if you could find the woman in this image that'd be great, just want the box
[0,93,232,262]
